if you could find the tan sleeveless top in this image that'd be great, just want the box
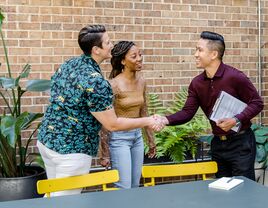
[113,90,144,118]
[98,76,155,159]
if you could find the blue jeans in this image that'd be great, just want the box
[109,128,144,189]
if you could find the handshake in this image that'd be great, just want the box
[149,114,169,132]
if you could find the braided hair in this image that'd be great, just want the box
[109,41,135,79]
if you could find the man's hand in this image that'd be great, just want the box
[216,118,236,132]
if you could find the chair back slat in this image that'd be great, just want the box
[37,169,119,196]
[142,161,218,186]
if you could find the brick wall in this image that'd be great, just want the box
[0,0,267,166]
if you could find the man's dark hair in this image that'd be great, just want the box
[78,25,106,55]
[109,41,135,79]
[200,31,225,60]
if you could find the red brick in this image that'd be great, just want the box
[135,18,152,25]
[33,97,49,105]
[54,48,74,55]
[208,6,224,12]
[75,0,94,7]
[191,5,207,12]
[30,0,51,6]
[19,23,40,30]
[95,1,114,8]
[52,32,72,39]
[135,33,153,40]
[115,2,133,9]
[31,15,51,22]
[144,56,162,63]
[134,3,152,10]
[42,40,63,47]
[94,16,114,24]
[18,56,40,64]
[144,11,161,17]
[52,15,73,23]
[155,79,172,85]
[153,3,171,10]
[41,23,61,30]
[113,33,134,41]
[144,41,162,48]
[62,8,82,15]
[104,9,124,17]
[18,6,39,13]
[52,0,73,6]
[124,10,142,17]
[40,7,61,14]
[7,13,29,22]
[6,39,18,46]
[63,23,83,31]
[9,48,30,55]
[114,17,133,25]
[20,40,41,47]
[82,8,103,16]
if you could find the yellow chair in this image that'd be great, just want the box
[142,161,218,187]
[37,169,119,197]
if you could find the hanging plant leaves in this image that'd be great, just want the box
[26,79,51,92]
[0,77,16,89]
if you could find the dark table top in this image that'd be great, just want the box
[0,177,267,208]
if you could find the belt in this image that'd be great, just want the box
[218,129,248,141]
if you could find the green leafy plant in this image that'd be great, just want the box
[0,10,50,177]
[146,88,211,163]
[252,124,268,168]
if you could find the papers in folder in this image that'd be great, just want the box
[210,91,247,132]
[208,177,244,190]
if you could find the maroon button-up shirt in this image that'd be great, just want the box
[166,62,264,136]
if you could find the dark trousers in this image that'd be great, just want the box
[211,128,256,181]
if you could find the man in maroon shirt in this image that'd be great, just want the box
[159,31,263,180]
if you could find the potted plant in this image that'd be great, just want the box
[251,123,268,184]
[144,88,211,163]
[0,10,50,201]
[252,123,268,167]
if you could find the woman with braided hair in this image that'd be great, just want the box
[99,41,156,189]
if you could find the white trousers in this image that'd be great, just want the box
[37,141,92,197]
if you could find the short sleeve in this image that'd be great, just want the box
[85,75,113,112]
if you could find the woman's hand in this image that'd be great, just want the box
[148,144,156,158]
[100,158,110,169]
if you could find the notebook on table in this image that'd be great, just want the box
[208,177,244,190]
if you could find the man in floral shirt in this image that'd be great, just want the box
[38,54,113,157]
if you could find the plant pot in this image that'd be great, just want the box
[186,140,206,160]
[144,141,207,164]
[144,155,172,164]
[0,166,47,202]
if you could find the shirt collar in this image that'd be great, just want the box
[81,54,101,74]
[202,62,225,80]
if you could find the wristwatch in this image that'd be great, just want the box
[233,116,241,128]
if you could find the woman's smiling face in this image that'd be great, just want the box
[122,45,143,72]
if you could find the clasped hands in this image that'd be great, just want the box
[149,114,169,132]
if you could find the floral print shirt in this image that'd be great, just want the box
[38,54,113,156]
